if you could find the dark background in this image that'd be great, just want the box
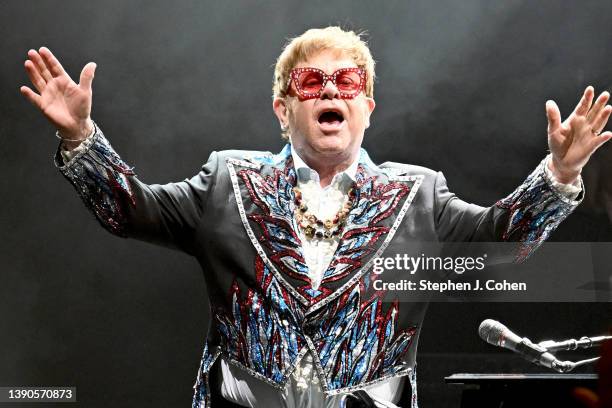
[1,0,611,406]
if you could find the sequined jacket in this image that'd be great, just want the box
[54,125,582,408]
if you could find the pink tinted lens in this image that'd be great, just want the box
[335,71,362,93]
[297,71,324,94]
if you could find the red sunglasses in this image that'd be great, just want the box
[286,67,366,100]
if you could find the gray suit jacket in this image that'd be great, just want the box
[54,124,582,407]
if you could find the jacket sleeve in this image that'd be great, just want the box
[53,123,218,255]
[434,157,583,261]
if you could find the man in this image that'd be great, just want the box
[20,27,610,407]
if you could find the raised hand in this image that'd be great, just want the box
[546,86,612,184]
[20,47,96,148]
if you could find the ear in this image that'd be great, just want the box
[364,97,376,129]
[273,97,290,130]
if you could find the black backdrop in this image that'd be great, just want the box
[1,1,611,407]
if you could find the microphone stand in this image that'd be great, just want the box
[550,357,600,373]
[537,335,611,373]
[538,335,612,352]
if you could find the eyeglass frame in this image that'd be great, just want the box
[285,67,367,100]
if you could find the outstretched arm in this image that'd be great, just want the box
[435,87,611,260]
[20,48,216,254]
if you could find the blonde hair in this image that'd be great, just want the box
[273,27,376,140]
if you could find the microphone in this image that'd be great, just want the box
[478,319,570,371]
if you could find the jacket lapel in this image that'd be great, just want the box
[227,145,312,306]
[226,145,423,311]
[304,153,423,313]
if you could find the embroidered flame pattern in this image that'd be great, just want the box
[319,170,411,289]
[308,281,416,390]
[238,163,411,304]
[238,163,313,285]
[216,257,306,382]
[59,132,136,237]
[496,160,578,261]
[220,158,417,391]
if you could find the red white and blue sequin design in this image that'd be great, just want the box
[222,146,424,396]
[192,343,220,408]
[496,157,582,261]
[306,280,417,391]
[54,125,136,236]
[229,147,416,309]
[310,168,412,304]
[215,256,307,385]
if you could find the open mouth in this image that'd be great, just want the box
[318,110,345,126]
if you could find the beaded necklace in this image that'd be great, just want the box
[292,185,356,239]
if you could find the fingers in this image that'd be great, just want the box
[546,100,561,133]
[39,47,67,77]
[587,90,610,122]
[19,85,42,109]
[78,62,96,91]
[573,86,595,116]
[591,131,612,152]
[591,104,612,134]
[24,59,46,93]
[27,49,53,82]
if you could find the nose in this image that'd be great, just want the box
[320,79,340,100]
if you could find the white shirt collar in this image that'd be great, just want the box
[290,144,359,188]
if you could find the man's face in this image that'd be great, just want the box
[273,49,375,166]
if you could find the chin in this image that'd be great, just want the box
[312,138,349,155]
